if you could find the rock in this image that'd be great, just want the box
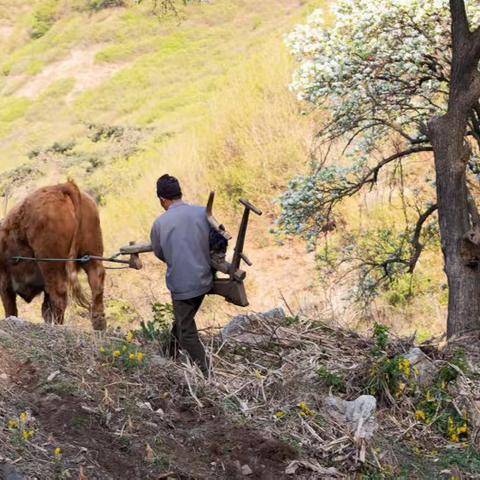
[222,308,285,340]
[47,370,60,382]
[4,316,26,324]
[285,460,341,477]
[403,347,436,386]
[227,333,271,346]
[241,464,253,476]
[0,464,26,480]
[325,394,377,443]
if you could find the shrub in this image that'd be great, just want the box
[317,367,345,392]
[88,0,125,11]
[415,352,470,442]
[139,302,174,352]
[31,0,60,39]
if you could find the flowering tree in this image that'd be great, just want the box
[280,0,480,335]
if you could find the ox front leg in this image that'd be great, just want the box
[39,265,68,325]
[42,288,67,325]
[42,292,53,323]
[1,287,18,318]
[83,260,106,331]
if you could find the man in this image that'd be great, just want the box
[150,174,212,374]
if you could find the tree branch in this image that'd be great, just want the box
[366,146,434,185]
[450,0,470,47]
[319,146,434,213]
[408,204,438,273]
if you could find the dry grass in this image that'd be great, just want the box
[1,311,479,479]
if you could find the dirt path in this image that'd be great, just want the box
[5,45,127,99]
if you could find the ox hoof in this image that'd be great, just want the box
[92,315,106,331]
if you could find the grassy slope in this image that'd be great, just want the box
[0,0,325,328]
[0,0,447,338]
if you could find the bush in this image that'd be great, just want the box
[30,0,60,39]
[88,0,125,11]
[139,302,174,353]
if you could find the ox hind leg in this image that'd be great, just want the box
[1,287,17,318]
[82,260,106,331]
[38,264,68,325]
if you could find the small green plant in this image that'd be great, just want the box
[366,323,417,403]
[283,314,300,326]
[140,302,174,342]
[372,323,390,356]
[7,412,35,448]
[439,447,480,475]
[367,354,413,403]
[98,331,145,370]
[317,366,345,391]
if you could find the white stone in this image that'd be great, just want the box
[325,394,377,442]
[222,308,285,340]
[403,347,436,386]
[241,464,253,476]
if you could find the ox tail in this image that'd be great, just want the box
[63,180,90,310]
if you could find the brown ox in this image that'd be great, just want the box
[0,181,106,330]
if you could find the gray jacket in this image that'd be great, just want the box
[150,201,213,300]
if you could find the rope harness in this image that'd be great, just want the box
[11,253,131,270]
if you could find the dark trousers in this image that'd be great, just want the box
[169,294,208,373]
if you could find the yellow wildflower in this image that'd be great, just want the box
[451,433,460,443]
[129,353,136,361]
[22,430,34,441]
[99,346,106,353]
[457,423,468,435]
[113,350,121,358]
[126,331,135,343]
[448,417,455,435]
[7,419,18,429]
[415,410,426,422]
[274,411,286,418]
[399,358,411,379]
[54,447,62,459]
[137,352,144,362]
[298,402,315,417]
[19,412,28,424]
[396,382,406,398]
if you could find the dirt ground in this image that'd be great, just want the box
[0,320,297,480]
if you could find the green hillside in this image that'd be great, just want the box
[0,0,324,327]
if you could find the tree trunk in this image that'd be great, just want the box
[430,114,480,336]
[427,1,480,337]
